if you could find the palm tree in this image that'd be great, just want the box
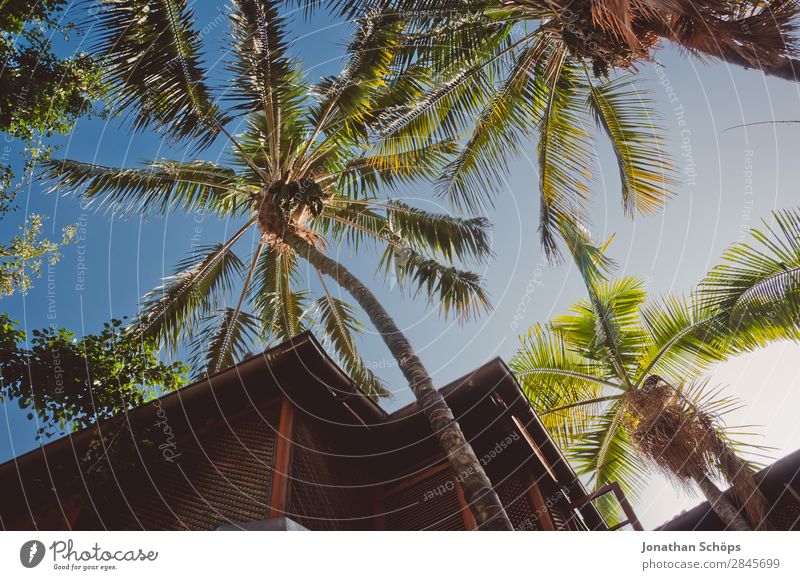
[309,1,799,257]
[40,1,512,529]
[510,211,800,530]
[335,2,679,258]
[325,1,800,79]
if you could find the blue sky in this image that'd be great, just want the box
[3,3,800,529]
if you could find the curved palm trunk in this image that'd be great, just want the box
[284,231,513,530]
[715,443,770,530]
[695,475,752,531]
[648,25,800,82]
[718,51,800,82]
[672,40,800,82]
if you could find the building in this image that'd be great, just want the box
[658,450,800,531]
[0,332,640,531]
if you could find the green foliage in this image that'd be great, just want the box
[0,0,103,142]
[131,241,246,351]
[511,212,800,523]
[0,214,76,297]
[93,0,223,148]
[0,0,102,296]
[356,3,676,256]
[0,315,187,439]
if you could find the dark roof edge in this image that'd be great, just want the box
[0,331,384,476]
[655,448,800,530]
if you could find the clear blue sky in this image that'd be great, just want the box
[3,3,800,529]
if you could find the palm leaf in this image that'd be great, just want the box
[384,200,492,263]
[510,324,618,448]
[337,138,458,198]
[535,54,593,258]
[552,277,649,381]
[189,307,260,378]
[569,402,649,523]
[253,248,309,341]
[586,73,675,217]
[310,9,404,142]
[315,203,387,250]
[94,0,224,148]
[435,34,549,213]
[308,295,389,400]
[379,242,490,320]
[637,294,732,384]
[226,0,308,173]
[40,158,246,217]
[699,208,800,334]
[129,242,245,351]
[373,27,517,150]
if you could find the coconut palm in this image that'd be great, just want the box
[321,1,800,76]
[40,1,512,529]
[308,0,799,256]
[312,1,679,258]
[369,1,800,77]
[510,210,800,530]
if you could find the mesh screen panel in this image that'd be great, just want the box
[383,467,466,530]
[286,414,365,530]
[107,404,280,530]
[496,472,540,530]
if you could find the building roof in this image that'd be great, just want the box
[0,331,603,528]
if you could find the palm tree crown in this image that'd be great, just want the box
[42,2,493,396]
[314,0,799,258]
[510,211,800,529]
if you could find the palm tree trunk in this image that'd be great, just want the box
[284,230,513,530]
[696,474,752,531]
[706,49,800,82]
[649,25,800,82]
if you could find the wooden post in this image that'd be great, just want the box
[454,480,478,530]
[267,397,296,518]
[526,474,556,531]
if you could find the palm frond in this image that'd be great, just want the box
[188,307,260,378]
[535,55,593,257]
[40,158,246,217]
[309,9,404,143]
[570,402,649,522]
[338,138,458,198]
[379,242,490,320]
[586,73,675,217]
[435,33,549,213]
[307,294,389,400]
[315,203,387,251]
[384,200,492,262]
[129,242,245,351]
[510,324,616,447]
[373,27,518,149]
[699,208,800,334]
[552,277,649,381]
[638,294,731,384]
[94,0,224,148]
[253,248,309,341]
[559,218,616,287]
[227,0,308,172]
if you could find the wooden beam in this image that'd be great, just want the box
[267,397,296,518]
[511,415,558,482]
[574,482,644,531]
[382,462,450,497]
[373,486,386,531]
[454,480,478,530]
[526,475,556,531]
